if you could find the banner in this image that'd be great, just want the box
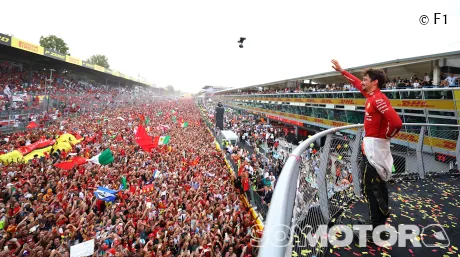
[104,68,113,75]
[66,55,82,66]
[70,239,95,257]
[23,146,53,163]
[11,37,44,55]
[94,65,105,72]
[247,97,455,110]
[17,138,55,155]
[0,33,11,46]
[82,61,95,69]
[229,104,457,151]
[44,48,66,61]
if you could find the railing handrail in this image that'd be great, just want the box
[216,87,459,97]
[258,123,460,257]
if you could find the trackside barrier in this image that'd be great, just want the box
[259,123,460,257]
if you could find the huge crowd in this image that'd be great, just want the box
[217,72,459,96]
[0,68,260,257]
[0,61,164,114]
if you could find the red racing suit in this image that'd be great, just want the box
[341,70,402,139]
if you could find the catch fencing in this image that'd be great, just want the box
[259,123,460,257]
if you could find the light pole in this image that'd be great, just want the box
[46,69,55,113]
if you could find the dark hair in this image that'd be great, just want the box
[363,68,387,89]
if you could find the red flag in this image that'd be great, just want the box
[26,121,39,129]
[72,156,88,165]
[135,124,156,151]
[190,157,201,166]
[54,156,88,170]
[54,161,75,170]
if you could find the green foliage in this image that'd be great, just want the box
[39,35,70,54]
[86,54,110,69]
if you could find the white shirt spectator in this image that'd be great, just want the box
[3,85,12,98]
[263,171,269,179]
[445,75,458,86]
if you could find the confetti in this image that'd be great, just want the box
[320,177,460,257]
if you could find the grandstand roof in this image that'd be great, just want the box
[198,85,231,95]
[215,50,460,94]
[0,32,152,87]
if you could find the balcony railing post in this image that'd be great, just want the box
[350,128,363,197]
[456,130,460,170]
[318,134,332,221]
[416,126,426,179]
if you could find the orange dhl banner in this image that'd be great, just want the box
[244,97,455,110]
[230,104,457,151]
[393,132,457,150]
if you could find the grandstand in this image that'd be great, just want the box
[0,32,164,133]
[212,51,460,257]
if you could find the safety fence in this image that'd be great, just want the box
[0,93,111,134]
[259,123,460,257]
[0,91,164,134]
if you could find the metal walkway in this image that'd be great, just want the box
[258,123,460,257]
[324,176,460,257]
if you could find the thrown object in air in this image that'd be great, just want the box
[238,37,246,48]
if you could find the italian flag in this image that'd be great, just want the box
[181,122,189,128]
[89,149,114,165]
[153,135,171,146]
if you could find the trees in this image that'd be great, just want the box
[86,54,110,69]
[39,35,70,54]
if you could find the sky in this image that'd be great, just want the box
[2,0,460,93]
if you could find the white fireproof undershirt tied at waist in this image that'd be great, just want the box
[363,137,393,181]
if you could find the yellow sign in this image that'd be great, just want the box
[228,103,457,151]
[454,89,460,113]
[2,33,152,86]
[65,55,82,66]
[94,65,105,72]
[11,37,44,55]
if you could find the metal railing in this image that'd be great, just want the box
[214,87,460,101]
[0,91,163,134]
[259,123,460,257]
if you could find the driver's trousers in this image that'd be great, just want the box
[360,155,390,228]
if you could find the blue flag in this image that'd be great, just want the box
[94,186,118,202]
